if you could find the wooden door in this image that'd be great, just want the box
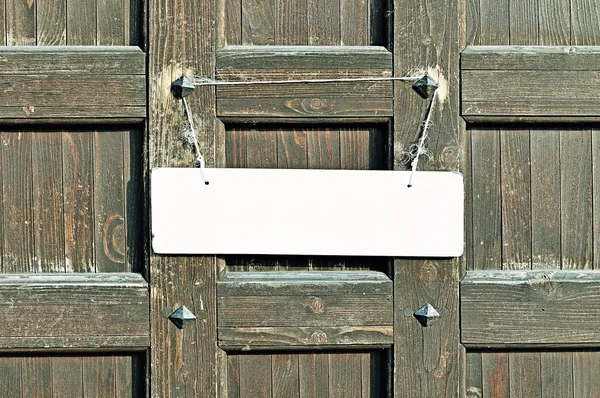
[0,1,148,396]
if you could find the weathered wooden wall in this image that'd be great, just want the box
[465,0,600,395]
[0,1,145,396]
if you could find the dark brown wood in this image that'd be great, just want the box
[341,0,368,45]
[462,270,600,347]
[0,356,21,394]
[560,129,593,269]
[500,129,531,269]
[98,0,126,45]
[22,357,52,397]
[52,357,84,397]
[329,353,362,398]
[272,354,300,397]
[307,0,340,45]
[465,352,483,398]
[0,273,148,350]
[541,352,573,397]
[530,130,561,269]
[299,353,328,398]
[66,0,97,44]
[275,0,308,45]
[573,351,600,396]
[62,132,95,272]
[84,356,116,396]
[239,355,272,398]
[481,352,509,398]
[32,132,65,272]
[1,131,34,273]
[509,352,541,396]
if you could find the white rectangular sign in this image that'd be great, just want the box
[151,168,464,257]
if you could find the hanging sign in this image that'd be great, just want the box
[151,168,464,257]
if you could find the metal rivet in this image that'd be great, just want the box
[168,305,197,329]
[172,76,195,99]
[412,74,438,99]
[413,303,440,327]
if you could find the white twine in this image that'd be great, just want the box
[182,97,209,185]
[407,91,437,187]
[192,75,421,86]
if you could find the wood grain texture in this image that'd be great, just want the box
[32,132,65,272]
[0,273,149,350]
[509,0,538,45]
[6,0,36,45]
[299,353,328,398]
[462,270,600,346]
[560,130,592,269]
[481,352,509,398]
[571,0,600,45]
[242,0,275,45]
[594,130,600,269]
[330,353,362,398]
[500,129,531,269]
[67,0,97,44]
[52,357,84,397]
[272,354,300,397]
[530,130,560,269]
[479,0,509,44]
[62,132,95,272]
[1,131,34,273]
[37,0,66,45]
[465,352,483,398]
[308,0,340,45]
[0,356,21,394]
[0,47,145,121]
[22,357,52,397]
[341,0,368,45]
[573,351,600,397]
[275,0,308,45]
[539,0,570,45]
[471,128,502,270]
[509,352,541,397]
[239,355,272,398]
[541,351,573,397]
[98,0,126,45]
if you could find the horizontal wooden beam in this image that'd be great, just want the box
[461,270,600,348]
[216,46,393,119]
[0,46,146,121]
[461,46,600,123]
[217,271,393,349]
[0,273,149,351]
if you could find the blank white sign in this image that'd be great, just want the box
[151,168,464,257]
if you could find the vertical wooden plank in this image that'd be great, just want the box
[466,0,480,45]
[32,132,65,272]
[123,130,143,273]
[52,357,83,397]
[0,0,5,45]
[531,131,561,269]
[471,129,502,270]
[239,355,271,398]
[308,0,340,45]
[6,0,36,45]
[226,129,248,168]
[62,132,95,273]
[573,351,600,397]
[37,0,66,44]
[22,357,52,397]
[227,354,240,398]
[594,130,600,269]
[538,0,570,45]
[98,0,125,45]
[560,130,592,269]
[1,132,34,273]
[275,0,308,45]
[541,352,573,398]
[277,128,308,169]
[341,0,368,45]
[500,129,531,270]
[225,0,242,45]
[115,356,133,398]
[360,352,372,398]
[299,353,329,398]
[509,0,538,45]
[394,0,461,393]
[0,356,21,395]
[329,353,361,398]
[272,354,300,398]
[307,128,341,170]
[247,129,277,168]
[509,352,541,397]
[479,0,509,44]
[83,356,116,397]
[481,352,509,398]
[465,352,483,398]
[66,0,97,45]
[571,0,600,45]
[242,0,275,45]
[340,129,370,170]
[94,131,126,272]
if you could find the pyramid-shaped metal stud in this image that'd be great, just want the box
[169,305,197,329]
[414,303,440,327]
[412,74,438,99]
[172,76,195,99]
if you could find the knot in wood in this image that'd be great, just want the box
[307,98,327,110]
[419,261,439,283]
[309,297,325,313]
[309,330,328,344]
